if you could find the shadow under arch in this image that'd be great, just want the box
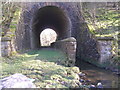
[31,6,71,49]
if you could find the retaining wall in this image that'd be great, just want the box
[52,37,76,66]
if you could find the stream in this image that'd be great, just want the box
[76,60,119,88]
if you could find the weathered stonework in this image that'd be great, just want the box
[1,2,117,68]
[1,37,12,57]
[15,2,100,64]
[97,37,114,64]
[52,37,76,66]
[118,33,120,50]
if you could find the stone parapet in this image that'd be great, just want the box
[52,37,76,66]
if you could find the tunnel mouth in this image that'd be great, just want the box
[31,6,71,49]
[40,28,57,47]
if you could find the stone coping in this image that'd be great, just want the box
[1,37,11,41]
[57,37,76,42]
[96,36,114,40]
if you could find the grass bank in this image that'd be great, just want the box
[1,48,83,88]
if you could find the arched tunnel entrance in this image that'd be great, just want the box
[31,6,71,49]
[15,2,100,68]
[40,28,57,46]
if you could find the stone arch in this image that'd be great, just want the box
[30,5,71,49]
[15,2,100,63]
[15,2,77,50]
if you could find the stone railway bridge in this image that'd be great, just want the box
[16,2,99,59]
[2,2,114,66]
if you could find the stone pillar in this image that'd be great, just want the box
[52,37,76,66]
[97,37,114,64]
[118,33,120,50]
[1,37,12,57]
[0,36,2,57]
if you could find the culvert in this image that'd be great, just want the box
[15,2,99,64]
[31,6,71,49]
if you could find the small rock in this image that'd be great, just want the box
[97,82,103,88]
[0,83,3,90]
[105,67,108,70]
[90,85,96,88]
[79,79,84,83]
[78,73,85,77]
[0,73,36,88]
[116,72,120,75]
[61,81,65,85]
[71,67,80,73]
[113,69,119,72]
[86,79,91,82]
[83,85,86,87]
[74,74,80,80]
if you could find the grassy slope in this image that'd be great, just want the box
[1,49,82,88]
[83,6,120,36]
[83,6,120,66]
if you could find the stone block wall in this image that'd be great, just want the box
[10,2,115,66]
[118,40,120,49]
[52,37,76,66]
[1,37,12,57]
[118,33,120,50]
[97,37,114,64]
[15,2,78,50]
[14,2,100,64]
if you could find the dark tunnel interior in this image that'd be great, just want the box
[31,6,70,49]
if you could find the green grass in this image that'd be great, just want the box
[27,49,67,63]
[1,48,82,88]
[83,7,120,35]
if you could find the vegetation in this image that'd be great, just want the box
[1,2,21,37]
[81,2,120,64]
[82,2,120,35]
[1,2,120,88]
[1,49,83,88]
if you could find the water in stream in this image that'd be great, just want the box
[76,60,119,88]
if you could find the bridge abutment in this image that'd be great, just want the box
[52,37,76,66]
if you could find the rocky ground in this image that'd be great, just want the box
[0,71,103,89]
[1,49,103,88]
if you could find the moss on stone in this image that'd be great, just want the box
[70,66,80,74]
